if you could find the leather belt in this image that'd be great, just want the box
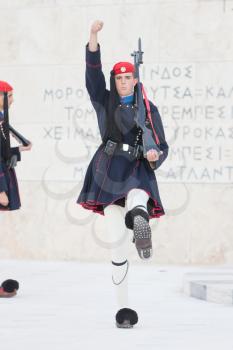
[103,139,143,159]
[118,143,143,159]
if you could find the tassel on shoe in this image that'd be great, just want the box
[115,308,138,328]
[0,279,19,298]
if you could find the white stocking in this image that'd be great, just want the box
[126,188,149,212]
[105,204,130,309]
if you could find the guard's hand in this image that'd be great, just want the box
[19,143,32,152]
[146,149,163,162]
[91,20,104,34]
[0,191,9,207]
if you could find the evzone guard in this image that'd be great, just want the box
[0,81,32,297]
[77,21,169,328]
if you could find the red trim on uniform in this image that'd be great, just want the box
[78,188,164,219]
[86,61,102,68]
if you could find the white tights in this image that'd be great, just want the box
[104,189,149,309]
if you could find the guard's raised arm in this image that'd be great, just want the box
[88,20,104,52]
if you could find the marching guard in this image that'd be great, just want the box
[77,21,169,327]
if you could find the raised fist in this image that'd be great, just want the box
[91,20,104,34]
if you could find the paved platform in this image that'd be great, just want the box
[1,261,233,350]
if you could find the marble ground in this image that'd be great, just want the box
[1,260,233,350]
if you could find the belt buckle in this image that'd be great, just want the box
[122,144,129,152]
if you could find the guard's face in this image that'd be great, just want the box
[0,91,14,111]
[115,73,138,97]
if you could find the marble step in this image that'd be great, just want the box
[183,271,233,305]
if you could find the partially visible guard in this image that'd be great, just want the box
[0,80,32,297]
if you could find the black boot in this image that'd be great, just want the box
[125,205,152,260]
[115,308,138,328]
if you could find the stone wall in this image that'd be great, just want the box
[0,0,232,263]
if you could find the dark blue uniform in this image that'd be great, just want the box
[0,114,21,211]
[77,46,169,218]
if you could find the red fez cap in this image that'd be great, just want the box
[0,81,13,93]
[112,62,135,76]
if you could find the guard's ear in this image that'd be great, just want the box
[133,78,138,86]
